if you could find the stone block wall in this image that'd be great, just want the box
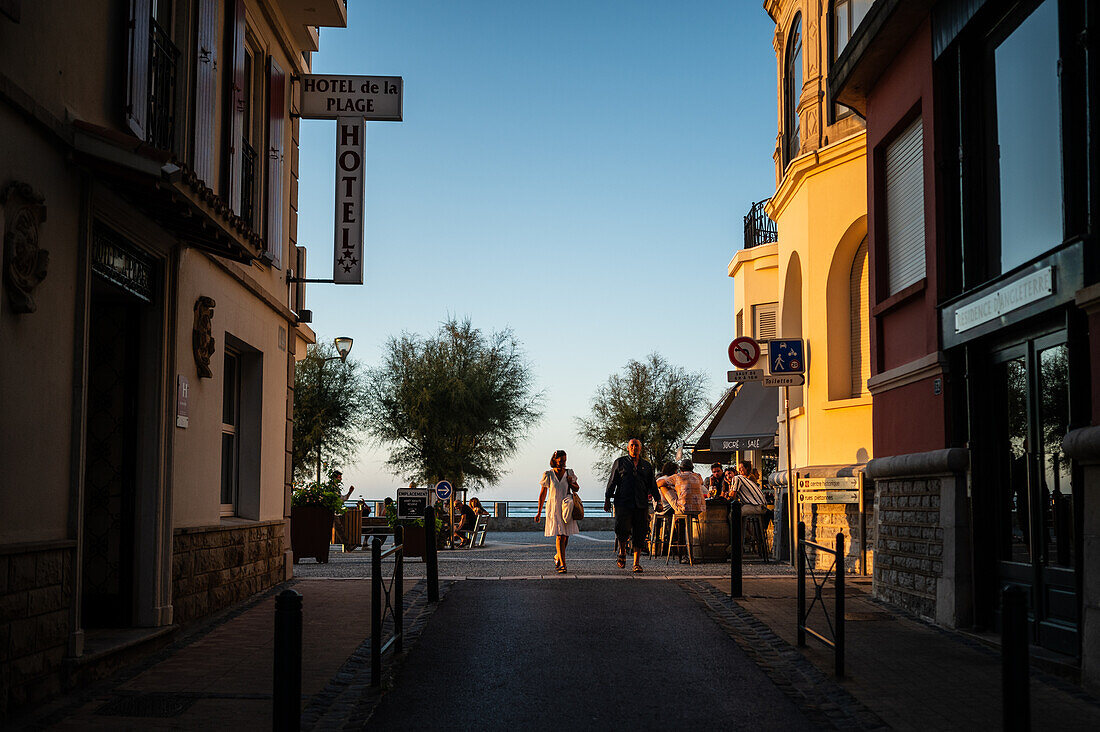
[798,502,874,574]
[0,542,74,716]
[172,521,286,624]
[873,477,943,620]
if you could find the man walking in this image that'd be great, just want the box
[604,438,660,573]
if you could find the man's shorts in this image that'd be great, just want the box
[614,505,649,552]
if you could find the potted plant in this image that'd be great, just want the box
[291,471,345,563]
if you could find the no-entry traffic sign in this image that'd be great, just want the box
[728,337,761,369]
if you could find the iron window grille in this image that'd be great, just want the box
[240,140,259,228]
[147,18,179,152]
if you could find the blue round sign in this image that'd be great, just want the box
[435,481,453,500]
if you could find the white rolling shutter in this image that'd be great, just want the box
[754,303,779,341]
[849,238,870,396]
[885,118,926,295]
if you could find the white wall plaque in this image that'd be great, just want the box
[954,266,1053,333]
[300,75,403,120]
[333,117,364,284]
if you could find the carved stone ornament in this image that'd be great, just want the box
[193,296,217,378]
[2,181,49,314]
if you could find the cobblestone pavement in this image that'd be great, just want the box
[702,577,1100,731]
[294,530,795,579]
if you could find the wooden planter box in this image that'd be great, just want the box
[400,524,425,559]
[291,505,335,563]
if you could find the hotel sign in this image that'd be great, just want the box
[333,118,364,284]
[955,267,1053,333]
[300,75,403,121]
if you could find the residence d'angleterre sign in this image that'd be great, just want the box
[299,75,404,284]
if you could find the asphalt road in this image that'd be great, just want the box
[366,578,813,730]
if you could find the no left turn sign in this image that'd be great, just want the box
[728,337,761,369]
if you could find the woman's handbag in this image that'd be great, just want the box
[571,491,584,521]
[561,489,575,523]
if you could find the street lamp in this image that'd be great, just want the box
[315,337,354,486]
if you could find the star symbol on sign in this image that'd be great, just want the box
[342,261,353,272]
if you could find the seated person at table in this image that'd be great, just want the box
[656,459,707,515]
[703,462,727,499]
[453,499,477,546]
[729,462,768,516]
[469,497,490,516]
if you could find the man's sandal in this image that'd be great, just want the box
[632,564,644,574]
[616,556,626,569]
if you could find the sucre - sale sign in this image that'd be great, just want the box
[300,75,403,121]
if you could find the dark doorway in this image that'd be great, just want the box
[977,327,1079,656]
[82,278,143,627]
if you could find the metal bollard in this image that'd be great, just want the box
[1002,585,1031,731]
[394,524,404,654]
[796,521,806,647]
[424,505,439,602]
[729,501,743,598]
[371,537,382,686]
[273,589,302,732]
[835,532,845,679]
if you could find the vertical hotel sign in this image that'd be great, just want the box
[334,118,364,283]
[298,75,403,285]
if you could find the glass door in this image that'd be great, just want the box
[986,330,1077,655]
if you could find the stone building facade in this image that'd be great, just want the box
[0,0,346,715]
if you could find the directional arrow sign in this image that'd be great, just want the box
[764,374,805,387]
[728,369,764,382]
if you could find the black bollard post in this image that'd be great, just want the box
[394,524,404,654]
[796,521,806,648]
[729,501,743,598]
[371,536,382,687]
[835,532,845,678]
[273,589,302,732]
[1002,585,1031,731]
[424,505,439,602]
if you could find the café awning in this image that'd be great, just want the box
[690,380,779,462]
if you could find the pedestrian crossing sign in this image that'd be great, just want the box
[767,339,805,374]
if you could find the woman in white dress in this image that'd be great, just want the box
[535,450,580,573]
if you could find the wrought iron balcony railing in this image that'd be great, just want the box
[744,198,778,249]
[240,140,259,228]
[147,19,179,151]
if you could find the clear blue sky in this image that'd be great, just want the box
[298,0,778,502]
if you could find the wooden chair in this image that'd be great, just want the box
[472,514,489,547]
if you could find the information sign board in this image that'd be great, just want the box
[764,374,804,387]
[397,487,429,519]
[796,477,859,504]
[767,339,805,374]
[728,368,764,382]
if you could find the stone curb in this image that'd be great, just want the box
[678,579,888,731]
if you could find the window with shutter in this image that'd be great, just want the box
[225,0,246,213]
[125,0,152,140]
[885,117,926,295]
[193,0,218,184]
[754,303,779,341]
[849,237,870,396]
[266,57,286,268]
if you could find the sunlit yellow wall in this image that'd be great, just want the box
[762,0,873,473]
[729,243,779,340]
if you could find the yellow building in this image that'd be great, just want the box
[730,0,874,563]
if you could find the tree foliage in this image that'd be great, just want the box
[576,353,709,472]
[293,340,371,482]
[363,318,543,489]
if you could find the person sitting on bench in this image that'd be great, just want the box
[453,498,477,547]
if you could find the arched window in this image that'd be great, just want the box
[831,1,874,119]
[848,237,870,397]
[783,14,803,166]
